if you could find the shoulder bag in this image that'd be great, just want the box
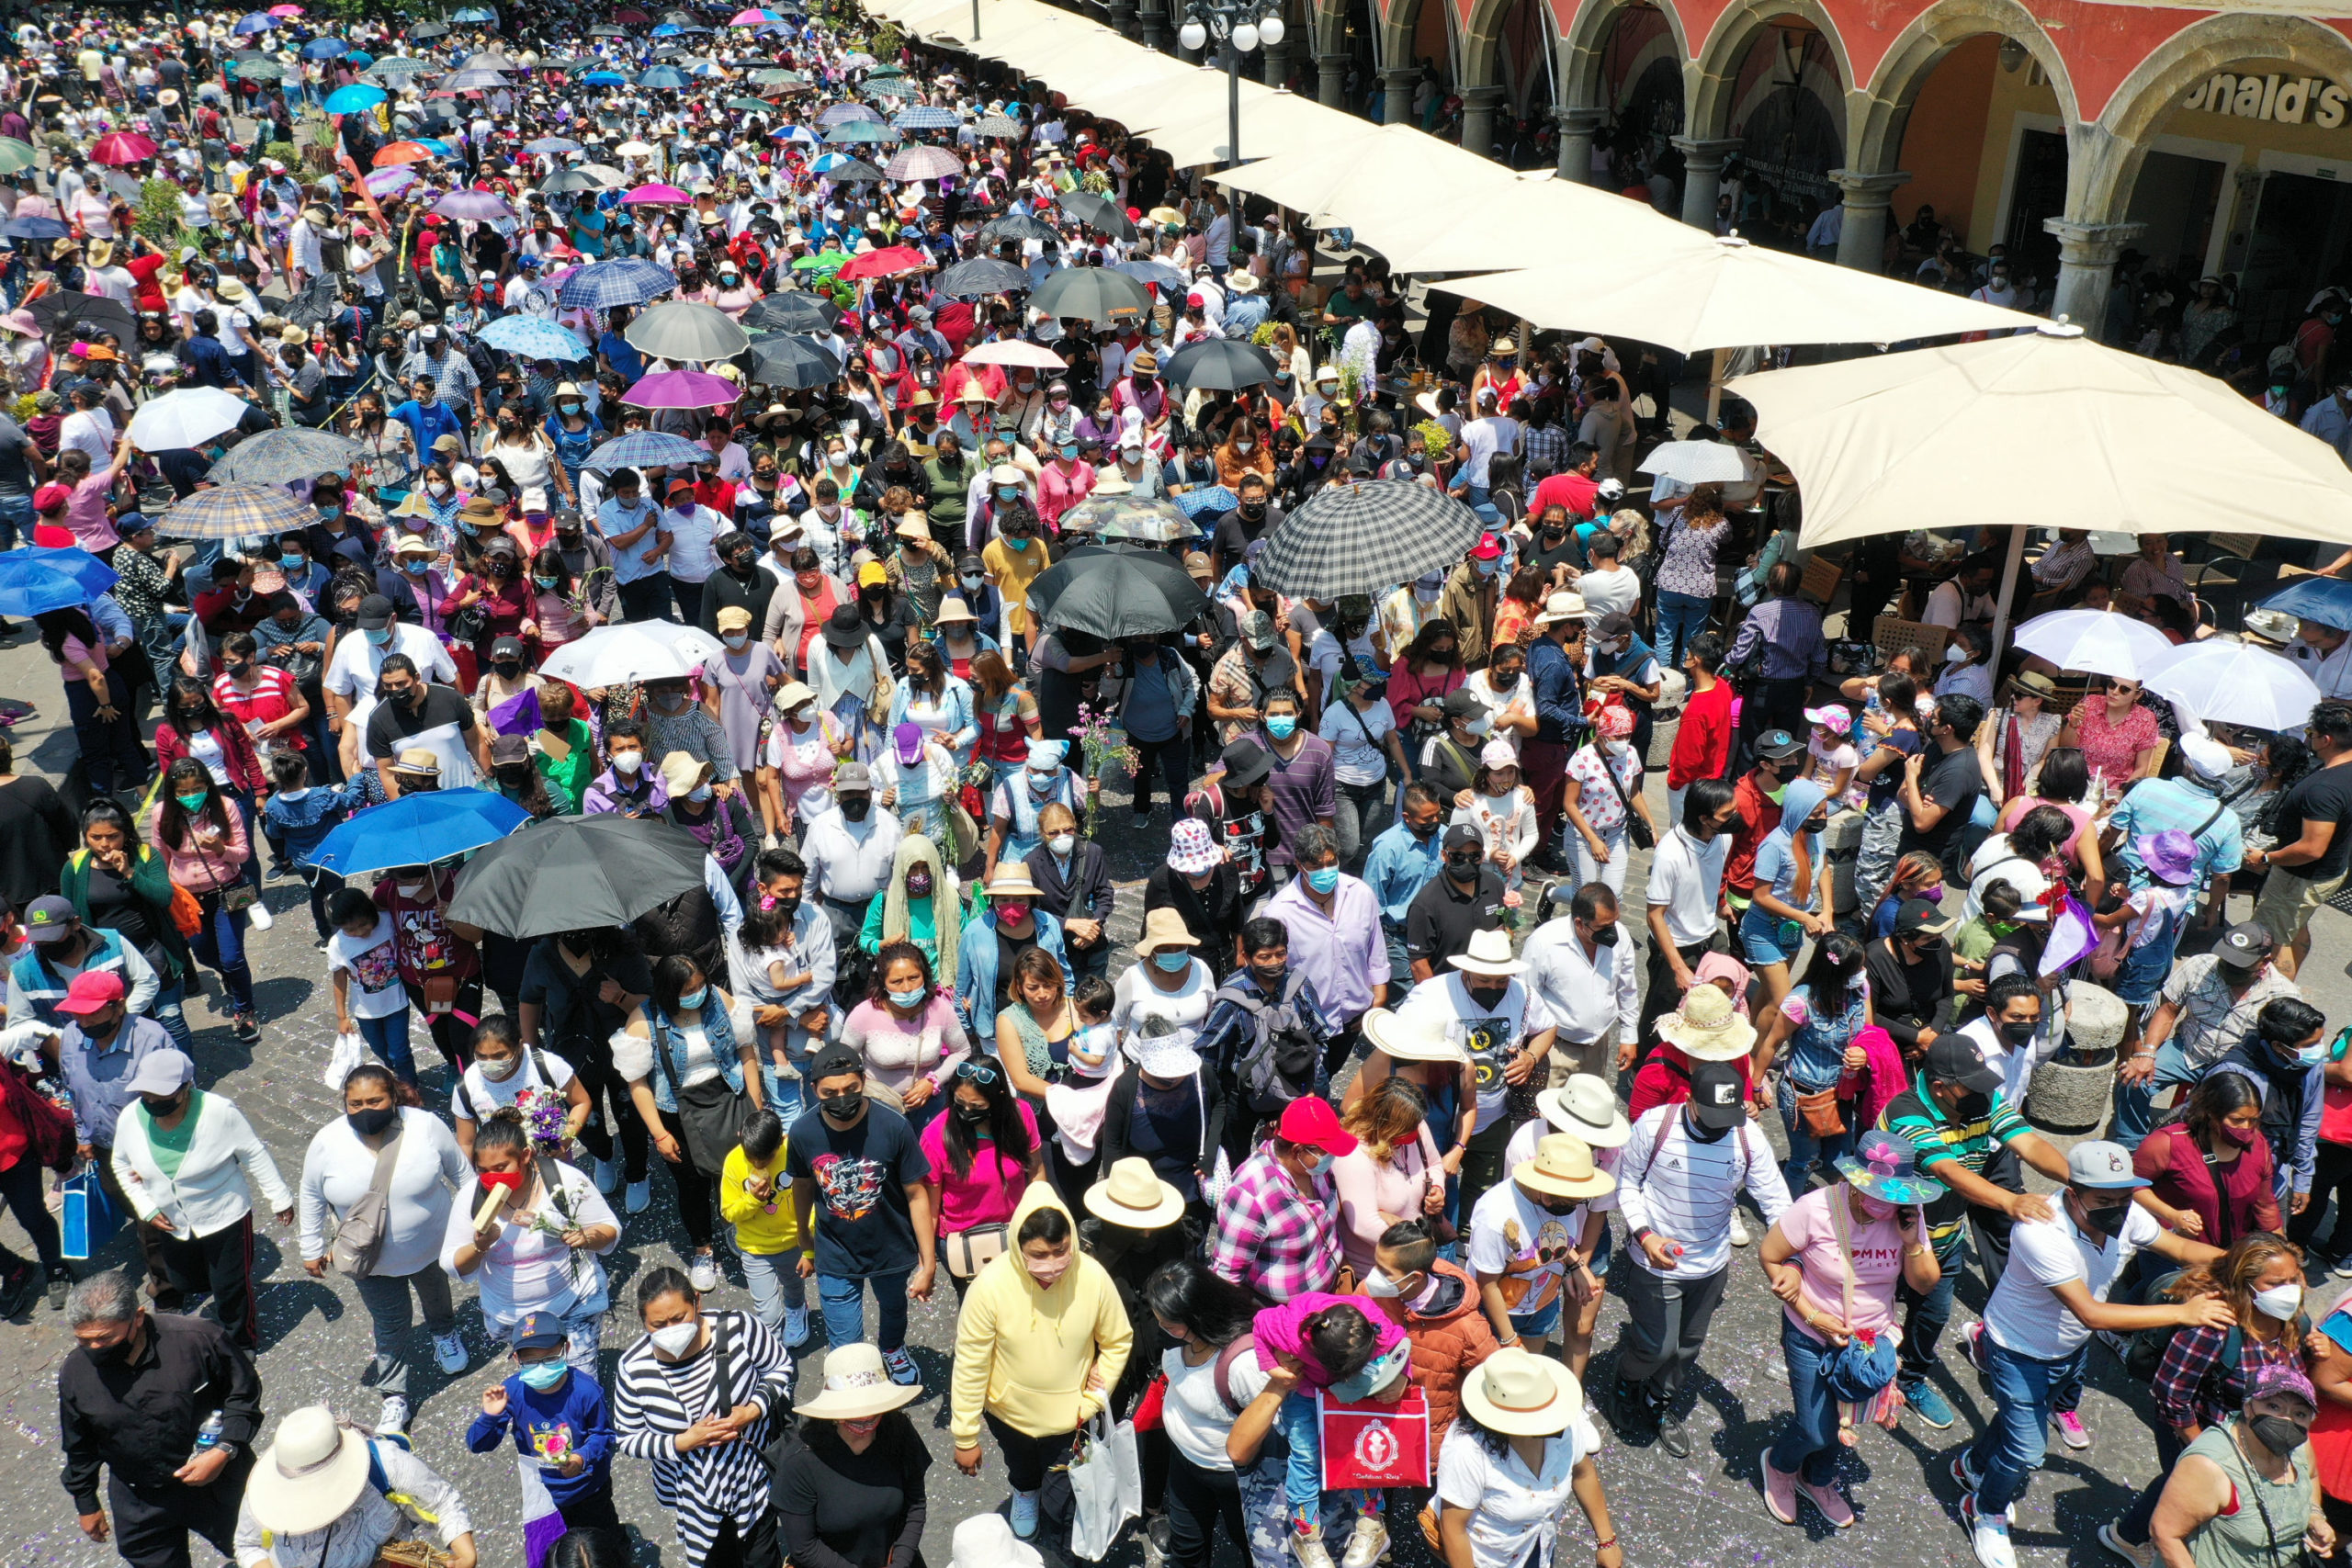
[943,1222,1011,1280]
[651,1013,755,1179]
[1591,743,1655,851]
[195,840,258,915]
[330,1117,407,1279]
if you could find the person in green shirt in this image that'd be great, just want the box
[857,834,961,978]
[530,683,598,814]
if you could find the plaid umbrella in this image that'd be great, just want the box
[884,144,960,181]
[582,429,713,474]
[207,428,361,487]
[741,291,842,333]
[555,256,677,309]
[1253,480,1484,600]
[1171,485,1238,521]
[894,105,959,130]
[157,484,318,543]
[367,57,435,78]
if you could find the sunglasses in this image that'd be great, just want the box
[1444,852,1482,867]
[954,1059,1000,1085]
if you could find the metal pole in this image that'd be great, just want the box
[972,0,979,40]
[1988,522,2028,674]
[1226,28,1241,168]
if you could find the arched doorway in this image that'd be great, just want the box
[1604,16,1683,186]
[1719,26,1845,242]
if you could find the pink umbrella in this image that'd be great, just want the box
[364,165,417,197]
[620,183,691,206]
[962,339,1067,370]
[267,3,303,14]
[622,369,740,408]
[89,131,159,166]
[729,6,778,21]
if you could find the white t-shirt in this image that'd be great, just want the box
[455,1047,577,1124]
[1577,566,1641,626]
[1984,1201,2162,1359]
[183,728,231,784]
[1647,828,1728,948]
[1319,696,1397,788]
[1112,961,1216,1041]
[324,622,458,702]
[1457,418,1501,487]
[1433,1417,1601,1568]
[1466,1179,1587,1321]
[1160,1342,1270,1472]
[327,915,408,1021]
[1396,974,1549,1134]
[1964,832,2052,924]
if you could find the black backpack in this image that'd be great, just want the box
[1214,974,1321,1115]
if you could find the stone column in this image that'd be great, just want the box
[1459,85,1506,158]
[1382,66,1418,125]
[1105,0,1136,38]
[1671,135,1740,230]
[1555,106,1603,184]
[1316,51,1348,107]
[2044,217,2147,333]
[1828,168,1910,271]
[1136,0,1167,49]
[1261,35,1288,88]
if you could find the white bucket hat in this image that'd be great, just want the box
[243,1406,371,1536]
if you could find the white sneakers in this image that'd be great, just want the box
[626,1179,650,1214]
[434,1333,468,1375]
[1339,1515,1388,1568]
[688,1250,719,1292]
[1010,1488,1041,1540]
[377,1395,409,1435]
[1729,1209,1750,1247]
[1962,1496,2016,1568]
[883,1346,920,1385]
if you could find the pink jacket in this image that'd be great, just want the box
[149,799,252,894]
[1853,1025,1911,1133]
[1332,1128,1444,1278]
[1252,1291,1408,1384]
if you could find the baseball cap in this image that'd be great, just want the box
[24,894,78,943]
[1923,1032,2003,1094]
[512,1311,571,1350]
[1276,1095,1358,1157]
[1442,823,1483,853]
[1182,551,1213,583]
[2216,921,2276,968]
[54,969,126,1016]
[1754,728,1805,763]
[833,761,874,794]
[1470,535,1504,561]
[124,1048,197,1098]
[2066,1139,2150,1190]
[1442,689,1487,721]
[1239,609,1276,651]
[808,1042,863,1081]
[1895,898,1957,939]
[1686,1060,1746,1130]
[356,594,396,630]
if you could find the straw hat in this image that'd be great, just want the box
[1083,1156,1186,1228]
[244,1406,371,1536]
[950,1516,1046,1568]
[1654,983,1758,1062]
[1363,1006,1467,1065]
[1133,906,1200,957]
[391,748,441,776]
[794,1343,921,1421]
[985,866,1042,900]
[1510,1133,1614,1201]
[659,750,710,796]
[1447,928,1526,978]
[1460,1347,1583,1437]
[1535,1074,1632,1147]
[933,594,977,626]
[1533,591,1588,627]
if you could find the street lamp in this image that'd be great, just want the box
[1176,0,1283,166]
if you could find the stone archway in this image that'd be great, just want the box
[1553,0,1690,181]
[1679,0,1857,228]
[1459,0,1558,156]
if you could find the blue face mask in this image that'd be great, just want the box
[1153,949,1191,974]
[1265,715,1297,740]
[996,487,1020,502]
[676,987,707,1011]
[279,555,304,571]
[887,983,926,1008]
[1305,865,1340,896]
[402,558,429,574]
[517,1359,570,1392]
[316,504,341,520]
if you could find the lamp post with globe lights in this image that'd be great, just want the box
[1176,0,1284,168]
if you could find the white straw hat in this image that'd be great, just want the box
[794,1343,921,1421]
[1083,1156,1186,1228]
[243,1406,371,1536]
[1460,1347,1583,1436]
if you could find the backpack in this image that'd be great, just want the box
[1214,974,1321,1116]
[2121,1271,2304,1399]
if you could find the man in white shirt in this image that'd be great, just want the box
[1453,389,1506,524]
[1952,1141,2222,1568]
[659,476,722,625]
[1396,929,1554,1221]
[1923,554,2000,631]
[322,595,457,750]
[1575,532,1641,627]
[1641,777,1736,1041]
[797,763,904,949]
[1521,883,1637,1077]
[2286,617,2352,701]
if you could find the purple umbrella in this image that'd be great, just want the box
[433,188,514,221]
[621,368,741,409]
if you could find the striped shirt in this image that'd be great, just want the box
[1879,1071,2030,1247]
[1615,1104,1790,1280]
[612,1309,794,1562]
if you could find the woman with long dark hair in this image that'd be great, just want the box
[153,674,270,910]
[1749,931,1874,1190]
[62,797,196,1053]
[149,757,262,1041]
[841,939,972,1123]
[2140,1070,2281,1254]
[38,604,145,793]
[922,1048,1042,1301]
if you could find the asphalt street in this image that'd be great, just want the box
[2,620,2349,1568]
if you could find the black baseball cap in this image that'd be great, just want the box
[1755,728,1804,763]
[809,1043,863,1081]
[1687,1061,1746,1130]
[2215,921,2276,969]
[1924,1032,2003,1094]
[1895,898,1957,940]
[356,593,395,630]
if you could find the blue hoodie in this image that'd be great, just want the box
[464,1364,616,1506]
[1751,778,1831,911]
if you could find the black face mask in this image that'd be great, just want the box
[1406,817,1440,840]
[1444,856,1481,885]
[88,1332,137,1366]
[1996,1018,2037,1044]
[2252,1415,2314,1456]
[1464,980,1510,1013]
[1685,1111,1735,1143]
[1953,1089,1992,1122]
[820,1090,865,1122]
[1238,502,1266,521]
[348,1106,398,1136]
[2078,1196,2129,1239]
[839,796,871,822]
[141,1091,187,1118]
[492,660,521,677]
[955,1103,989,1126]
[1250,964,1286,993]
[1589,923,1620,949]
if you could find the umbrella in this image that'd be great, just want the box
[933,258,1031,299]
[556,256,676,309]
[311,789,527,877]
[588,23,627,35]
[866,62,908,77]
[894,106,959,130]
[481,314,588,360]
[205,427,360,486]
[525,135,584,153]
[232,13,276,33]
[25,291,135,341]
[300,37,349,59]
[620,182,692,206]
[323,84,387,113]
[157,484,318,542]
[2147,637,2324,732]
[823,121,898,144]
[1636,440,1749,487]
[809,155,882,181]
[1110,258,1186,291]
[741,290,842,333]
[368,56,435,77]
[625,300,751,362]
[750,67,804,85]
[346,50,374,66]
[0,214,66,242]
[977,212,1055,245]
[1058,494,1193,542]
[582,429,712,473]
[453,4,499,19]
[884,144,961,181]
[276,275,345,330]
[538,621,726,687]
[448,814,709,937]
[730,6,780,21]
[1057,190,1135,240]
[773,126,819,144]
[582,69,626,85]
[373,141,437,166]
[2262,578,2352,630]
[866,82,913,101]
[232,58,284,80]
[2010,609,2177,682]
[961,338,1066,370]
[365,165,419,197]
[971,114,1023,137]
[538,168,599,195]
[409,18,451,37]
[836,244,929,281]
[818,101,874,125]
[0,139,38,175]
[0,547,118,618]
[1170,485,1238,521]
[1253,480,1486,600]
[441,67,512,90]
[727,96,778,113]
[747,332,840,389]
[1028,267,1150,324]
[638,65,691,89]
[89,131,159,165]
[268,3,303,15]
[433,188,514,222]
[127,388,251,451]
[1160,337,1279,392]
[624,368,740,408]
[1029,547,1213,639]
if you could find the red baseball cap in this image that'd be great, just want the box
[1470,534,1504,561]
[1277,1095,1357,1157]
[55,969,126,1016]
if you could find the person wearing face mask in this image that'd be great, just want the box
[1401,825,1509,988]
[106,1045,294,1354]
[1145,817,1247,982]
[1739,777,1836,1009]
[1521,882,1639,1082]
[979,489,1051,657]
[297,1063,471,1436]
[2154,1363,2337,1568]
[49,964,176,1305]
[2204,996,2333,1215]
[1252,690,1335,883]
[1723,728,1804,925]
[1954,1141,2227,1568]
[465,1308,623,1549]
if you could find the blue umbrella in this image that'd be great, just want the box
[582,69,625,85]
[772,125,818,144]
[555,255,677,309]
[639,65,689,88]
[525,135,582,153]
[323,83,386,113]
[413,137,457,157]
[3,215,68,242]
[2261,577,2352,630]
[311,788,529,877]
[650,22,682,34]
[0,547,117,617]
[480,313,588,360]
[453,5,498,19]
[1172,485,1238,521]
[300,37,349,59]
[346,49,374,66]
[232,11,275,33]
[582,428,712,473]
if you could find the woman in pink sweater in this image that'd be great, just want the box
[150,758,261,1043]
[1332,1077,1447,1279]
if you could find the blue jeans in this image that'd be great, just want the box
[1777,1075,1857,1193]
[1278,1392,1322,1515]
[1769,1315,1843,1486]
[148,978,195,1055]
[1655,589,1712,670]
[191,892,254,1014]
[2111,1040,2195,1151]
[818,1268,910,1351]
[1897,1240,1963,1388]
[356,1010,417,1085]
[1964,1337,2087,1514]
[0,492,29,550]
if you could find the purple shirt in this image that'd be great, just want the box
[1261,873,1386,1028]
[1255,731,1336,870]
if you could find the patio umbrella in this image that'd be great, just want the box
[1028,266,1149,325]
[2261,577,2352,630]
[481,314,588,360]
[156,484,317,542]
[323,84,387,114]
[128,388,250,452]
[1058,493,1193,543]
[582,429,711,473]
[1029,547,1213,639]
[625,300,750,362]
[311,789,528,877]
[206,427,360,486]
[1160,336,1278,392]
[89,131,158,165]
[1057,190,1135,240]
[537,620,725,687]
[2145,637,2324,733]
[0,547,118,618]
[1252,480,1485,600]
[2010,609,2177,682]
[933,258,1031,299]
[638,65,690,89]
[556,256,676,308]
[836,244,928,281]
[25,291,134,341]
[741,291,842,333]
[976,212,1054,245]
[1637,440,1749,487]
[620,182,691,206]
[960,338,1065,370]
[747,332,840,389]
[447,814,709,937]
[884,144,961,181]
[623,368,740,408]
[433,188,514,222]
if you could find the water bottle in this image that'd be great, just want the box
[190,1411,225,1464]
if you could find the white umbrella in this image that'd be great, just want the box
[1637,441,1749,487]
[2012,609,2177,681]
[537,621,725,688]
[962,339,1067,370]
[2145,637,2324,732]
[126,387,249,452]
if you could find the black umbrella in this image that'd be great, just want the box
[1028,546,1212,638]
[27,290,135,342]
[1028,266,1151,326]
[207,427,361,486]
[447,814,709,938]
[976,212,1054,246]
[1161,336,1280,392]
[1057,190,1135,240]
[933,257,1030,299]
[741,290,842,333]
[540,168,599,195]
[410,19,450,38]
[748,332,842,389]
[273,275,345,330]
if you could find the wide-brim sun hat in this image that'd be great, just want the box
[1536,1074,1631,1147]
[1165,816,1223,876]
[245,1406,371,1536]
[1132,1027,1204,1079]
[1083,1156,1186,1228]
[1511,1132,1614,1201]
[1448,927,1526,978]
[1363,1006,1467,1065]
[1460,1347,1583,1437]
[795,1342,921,1420]
[1834,1128,1948,1206]
[1655,982,1758,1061]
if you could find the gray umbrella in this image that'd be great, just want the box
[749,332,842,389]
[207,428,363,487]
[623,300,752,363]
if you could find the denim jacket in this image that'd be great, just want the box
[640,992,787,1113]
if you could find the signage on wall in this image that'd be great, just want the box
[2181,72,2351,128]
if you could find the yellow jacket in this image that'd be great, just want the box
[949,1179,1133,1446]
[718,1144,801,1255]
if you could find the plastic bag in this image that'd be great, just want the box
[323,1030,365,1090]
[1068,1410,1142,1562]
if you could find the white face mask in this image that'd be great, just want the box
[648,1319,700,1357]
[478,1054,521,1081]
[1048,832,1075,856]
[2255,1281,2305,1321]
[1946,642,1968,662]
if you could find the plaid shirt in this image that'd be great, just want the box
[2153,1318,2302,1431]
[1522,420,1571,482]
[1207,1147,1340,1303]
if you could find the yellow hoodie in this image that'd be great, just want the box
[950,1179,1134,1446]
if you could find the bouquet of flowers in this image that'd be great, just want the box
[514,1086,571,1159]
[526,1178,600,1296]
[1069,702,1138,839]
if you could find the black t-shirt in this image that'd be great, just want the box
[1898,744,1984,869]
[1529,534,1581,581]
[84,862,160,966]
[1865,935,1953,1043]
[2277,759,2352,882]
[518,938,656,1056]
[773,1420,933,1568]
[993,925,1034,1015]
[1211,503,1277,562]
[1145,863,1240,976]
[365,683,477,762]
[784,1102,930,1279]
[1404,868,1508,967]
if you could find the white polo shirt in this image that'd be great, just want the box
[1646,826,1728,948]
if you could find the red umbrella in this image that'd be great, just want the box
[836,244,929,281]
[89,131,159,166]
[372,141,436,166]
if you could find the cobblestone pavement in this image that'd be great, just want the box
[3,626,2348,1568]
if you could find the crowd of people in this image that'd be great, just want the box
[1,5,2351,1568]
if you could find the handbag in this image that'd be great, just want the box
[942,1222,1011,1280]
[330,1118,407,1279]
[1793,1083,1847,1140]
[653,1018,752,1177]
[1590,741,1654,851]
[1819,1195,1901,1401]
[61,1170,121,1261]
[197,841,257,914]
